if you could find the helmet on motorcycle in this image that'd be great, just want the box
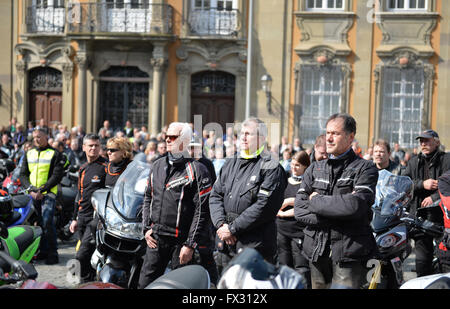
[0,189,13,222]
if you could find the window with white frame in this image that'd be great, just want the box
[379,67,424,149]
[306,0,344,10]
[101,0,153,33]
[299,65,343,145]
[32,0,65,33]
[190,0,238,35]
[34,0,64,8]
[386,0,427,11]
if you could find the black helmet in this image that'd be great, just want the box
[0,189,13,223]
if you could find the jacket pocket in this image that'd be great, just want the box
[301,228,316,260]
[311,179,329,194]
[337,231,375,260]
[336,178,354,194]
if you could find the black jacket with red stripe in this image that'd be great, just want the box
[437,171,450,262]
[73,156,107,220]
[141,154,213,248]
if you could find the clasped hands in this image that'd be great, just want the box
[217,224,237,246]
[144,229,194,265]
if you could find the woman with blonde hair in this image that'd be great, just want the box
[105,136,133,187]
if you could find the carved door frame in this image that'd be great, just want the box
[28,67,63,127]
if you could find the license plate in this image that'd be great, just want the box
[390,257,404,285]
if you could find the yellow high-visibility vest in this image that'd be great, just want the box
[27,148,58,195]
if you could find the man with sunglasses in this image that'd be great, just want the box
[138,122,213,288]
[69,134,107,283]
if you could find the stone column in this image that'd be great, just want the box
[176,63,191,123]
[150,44,168,136]
[75,47,88,129]
[15,59,28,126]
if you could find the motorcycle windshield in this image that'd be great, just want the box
[372,170,414,217]
[111,160,151,220]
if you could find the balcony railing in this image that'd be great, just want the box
[68,2,172,35]
[26,5,66,34]
[25,3,173,35]
[188,8,240,37]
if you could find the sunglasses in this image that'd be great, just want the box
[166,135,179,142]
[107,148,119,153]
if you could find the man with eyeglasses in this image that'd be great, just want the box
[69,134,107,283]
[209,118,287,267]
[138,122,213,288]
[19,128,66,265]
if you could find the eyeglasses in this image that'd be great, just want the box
[106,148,119,153]
[166,135,179,142]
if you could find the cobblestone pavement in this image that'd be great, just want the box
[32,237,79,289]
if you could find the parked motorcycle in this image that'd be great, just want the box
[369,170,444,289]
[0,221,41,287]
[90,160,148,289]
[0,159,15,185]
[145,247,306,289]
[401,272,450,289]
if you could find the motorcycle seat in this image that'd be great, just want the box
[9,211,22,225]
[145,265,210,289]
[4,226,42,260]
[12,195,31,209]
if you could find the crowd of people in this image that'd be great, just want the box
[3,114,450,289]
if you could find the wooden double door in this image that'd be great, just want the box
[190,71,236,130]
[29,67,62,127]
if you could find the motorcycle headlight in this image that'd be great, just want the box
[104,206,143,240]
[378,234,398,249]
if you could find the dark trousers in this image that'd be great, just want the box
[277,232,311,289]
[197,247,219,285]
[138,235,189,289]
[75,215,96,283]
[310,254,368,289]
[35,195,58,258]
[414,234,435,277]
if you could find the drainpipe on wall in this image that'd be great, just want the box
[245,0,254,119]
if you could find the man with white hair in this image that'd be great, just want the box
[138,122,214,288]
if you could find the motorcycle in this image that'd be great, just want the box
[401,272,450,289]
[0,221,42,287]
[145,247,306,289]
[90,160,149,289]
[0,159,15,185]
[369,170,444,289]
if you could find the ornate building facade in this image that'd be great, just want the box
[2,0,450,149]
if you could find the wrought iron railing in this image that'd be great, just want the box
[188,8,240,36]
[26,5,66,34]
[67,2,173,35]
[25,3,173,35]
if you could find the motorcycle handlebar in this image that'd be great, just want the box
[401,217,444,238]
[0,251,38,283]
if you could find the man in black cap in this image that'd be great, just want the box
[402,129,450,277]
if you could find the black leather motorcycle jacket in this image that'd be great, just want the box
[141,154,213,249]
[294,149,379,263]
[209,151,287,258]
